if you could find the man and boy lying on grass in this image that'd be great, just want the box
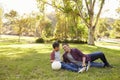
[50,42,113,73]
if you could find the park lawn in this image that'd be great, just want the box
[0,41,120,80]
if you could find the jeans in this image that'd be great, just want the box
[88,52,110,66]
[90,62,104,67]
[61,62,79,72]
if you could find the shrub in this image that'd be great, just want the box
[35,38,44,43]
[58,39,87,44]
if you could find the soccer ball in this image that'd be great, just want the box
[51,61,61,70]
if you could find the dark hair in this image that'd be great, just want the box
[62,43,69,46]
[52,42,59,49]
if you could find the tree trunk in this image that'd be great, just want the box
[65,17,67,40]
[18,34,21,42]
[18,27,22,42]
[88,27,95,45]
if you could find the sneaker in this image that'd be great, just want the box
[86,61,91,71]
[78,67,86,73]
[104,64,113,68]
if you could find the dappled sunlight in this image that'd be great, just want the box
[6,54,22,59]
[0,48,29,59]
[36,48,51,54]
[0,52,23,59]
[0,43,52,60]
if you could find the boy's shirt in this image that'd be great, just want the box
[50,50,61,62]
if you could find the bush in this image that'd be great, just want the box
[35,38,44,43]
[58,39,87,44]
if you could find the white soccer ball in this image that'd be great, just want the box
[51,61,61,70]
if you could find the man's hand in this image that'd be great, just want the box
[50,60,54,63]
[82,63,86,67]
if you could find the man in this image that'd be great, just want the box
[50,42,82,73]
[62,43,112,68]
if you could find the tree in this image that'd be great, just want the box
[112,20,120,38]
[4,10,22,41]
[15,17,28,42]
[71,0,105,45]
[4,10,18,35]
[54,12,67,40]
[14,15,37,42]
[4,10,18,23]
[96,18,111,39]
[4,10,37,41]
[36,0,105,45]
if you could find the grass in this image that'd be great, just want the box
[0,38,120,80]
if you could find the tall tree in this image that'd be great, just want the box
[72,0,105,45]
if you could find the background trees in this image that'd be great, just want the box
[1,0,120,44]
[111,20,120,38]
[36,0,105,45]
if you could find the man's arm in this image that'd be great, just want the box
[82,57,86,67]
[75,48,86,67]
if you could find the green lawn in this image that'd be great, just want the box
[0,39,120,80]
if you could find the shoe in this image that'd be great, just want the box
[104,64,113,68]
[78,67,86,73]
[86,61,91,71]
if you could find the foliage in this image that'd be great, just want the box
[58,39,87,44]
[4,10,38,41]
[4,10,18,24]
[53,8,88,42]
[95,18,120,39]
[36,0,105,45]
[37,17,53,38]
[111,20,120,38]
[2,0,106,44]
[96,18,110,38]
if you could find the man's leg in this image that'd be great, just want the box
[61,62,78,72]
[90,62,104,67]
[88,52,110,66]
[67,63,80,68]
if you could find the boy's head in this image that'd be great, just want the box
[52,41,60,51]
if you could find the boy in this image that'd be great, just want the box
[50,42,89,73]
